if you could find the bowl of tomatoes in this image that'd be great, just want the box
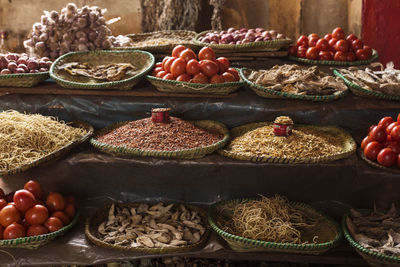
[146,45,244,95]
[288,27,378,66]
[360,114,400,173]
[0,180,78,249]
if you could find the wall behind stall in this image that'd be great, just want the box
[0,0,362,53]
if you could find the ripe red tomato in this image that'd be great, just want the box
[44,217,63,232]
[324,34,332,41]
[3,223,25,239]
[332,27,345,40]
[27,225,49,237]
[162,73,175,80]
[387,142,400,155]
[377,148,397,167]
[308,33,319,40]
[186,59,200,76]
[171,45,186,58]
[364,141,383,161]
[161,56,171,70]
[163,57,176,73]
[363,45,373,58]
[297,46,307,58]
[170,58,186,77]
[0,199,7,210]
[23,180,43,200]
[296,35,309,47]
[176,73,191,82]
[216,57,229,73]
[13,190,35,212]
[64,203,75,219]
[25,205,48,225]
[210,74,224,84]
[155,70,167,78]
[356,49,368,60]
[379,117,394,130]
[335,40,349,52]
[334,51,346,61]
[0,188,4,199]
[52,211,70,226]
[198,47,216,61]
[328,38,338,50]
[369,125,387,143]
[191,73,208,84]
[346,52,356,61]
[45,193,65,212]
[351,39,364,52]
[155,62,163,68]
[222,72,236,82]
[199,60,219,77]
[361,136,372,150]
[391,126,400,142]
[387,122,399,134]
[65,196,76,207]
[288,45,298,56]
[346,34,358,43]
[152,67,163,76]
[306,47,319,60]
[226,68,240,81]
[179,48,197,62]
[308,37,319,47]
[316,39,329,51]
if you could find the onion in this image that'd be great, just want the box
[236,41,241,45]
[245,32,256,42]
[276,33,284,39]
[15,68,25,74]
[248,29,256,34]
[17,58,28,66]
[239,28,248,33]
[263,36,272,41]
[229,41,236,44]
[262,31,271,38]
[269,30,277,37]
[0,56,9,69]
[210,41,218,44]
[30,70,39,73]
[18,64,29,72]
[255,37,263,42]
[255,27,265,32]
[27,59,39,70]
[6,54,17,61]
[39,68,47,72]
[220,31,227,35]
[46,61,52,69]
[241,39,250,44]
[210,34,219,42]
[1,69,11,74]
[227,27,236,34]
[202,37,211,43]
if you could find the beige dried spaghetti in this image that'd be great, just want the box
[0,110,88,172]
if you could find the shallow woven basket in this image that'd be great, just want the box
[50,50,154,90]
[0,213,79,249]
[342,212,400,267]
[0,121,93,177]
[218,122,356,163]
[333,69,400,101]
[240,68,348,102]
[359,149,400,174]
[209,197,341,254]
[146,73,244,95]
[0,71,49,87]
[114,30,199,52]
[194,31,292,52]
[85,203,210,253]
[288,49,378,66]
[90,120,230,159]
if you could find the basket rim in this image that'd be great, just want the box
[342,212,400,263]
[358,149,400,174]
[0,71,49,80]
[288,49,378,66]
[208,197,342,251]
[126,29,197,39]
[333,69,400,101]
[90,119,230,156]
[49,50,155,88]
[239,68,348,101]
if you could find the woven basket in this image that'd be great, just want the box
[333,70,400,101]
[0,121,93,177]
[194,31,292,52]
[288,49,378,66]
[0,71,49,87]
[218,122,356,163]
[342,212,400,267]
[240,68,348,102]
[0,213,79,249]
[50,50,154,90]
[209,197,341,254]
[359,149,400,174]
[146,73,244,95]
[90,120,230,159]
[85,203,210,253]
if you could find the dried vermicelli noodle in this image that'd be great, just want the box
[0,110,88,172]
[218,196,317,244]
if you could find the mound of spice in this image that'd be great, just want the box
[96,117,223,151]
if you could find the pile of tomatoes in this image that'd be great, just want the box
[361,114,400,168]
[0,180,76,240]
[289,27,373,62]
[152,45,240,84]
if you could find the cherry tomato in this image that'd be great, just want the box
[334,51,346,61]
[346,51,356,61]
[377,148,397,167]
[335,40,349,52]
[0,188,4,199]
[198,47,216,61]
[387,142,400,155]
[364,141,383,161]
[44,217,63,232]
[308,33,319,40]
[176,73,191,82]
[64,203,75,219]
[222,72,236,82]
[0,226,3,239]
[346,34,358,43]
[5,192,14,203]
[52,211,70,226]
[210,74,224,84]
[306,47,319,60]
[13,190,35,212]
[288,45,298,56]
[316,39,329,51]
[391,126,400,142]
[191,73,208,84]
[23,181,43,200]
[155,70,167,78]
[163,57,176,73]
[186,59,200,76]
[0,199,7,210]
[199,60,219,77]
[179,48,197,62]
[65,196,76,207]
[351,39,364,52]
[356,49,368,60]
[379,117,394,130]
[324,34,332,41]
[308,37,319,47]
[162,73,175,80]
[361,136,372,150]
[297,46,307,58]
[226,68,240,81]
[25,205,48,225]
[369,125,387,143]
[216,57,229,74]
[152,67,163,76]
[3,223,25,239]
[161,56,171,70]
[155,62,163,68]
[332,27,345,40]
[27,225,49,237]
[171,45,186,58]
[363,45,373,58]
[369,124,377,133]
[45,192,65,212]
[387,122,399,134]
[296,35,309,47]
[328,38,338,49]
[170,58,186,77]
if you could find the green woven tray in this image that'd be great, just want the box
[218,122,356,163]
[359,149,400,174]
[333,69,400,101]
[50,50,154,90]
[194,30,292,52]
[240,68,348,102]
[146,73,244,95]
[85,203,210,253]
[288,49,378,66]
[342,211,400,267]
[90,120,230,159]
[209,197,342,254]
[0,71,49,87]
[0,213,79,249]
[0,121,93,177]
